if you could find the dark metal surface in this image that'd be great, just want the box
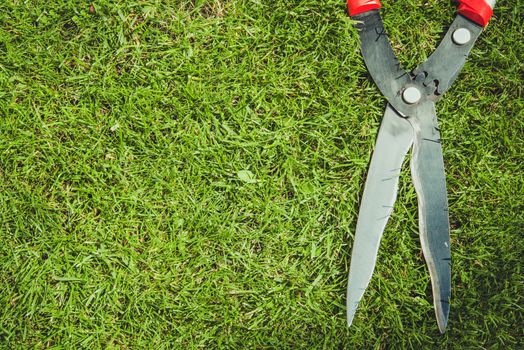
[408,102,451,333]
[414,15,483,98]
[353,11,412,116]
[353,11,483,116]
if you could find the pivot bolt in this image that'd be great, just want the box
[452,28,471,45]
[402,87,421,104]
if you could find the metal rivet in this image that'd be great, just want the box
[402,87,421,104]
[452,28,471,45]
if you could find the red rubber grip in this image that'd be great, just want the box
[457,0,493,27]
[347,0,381,16]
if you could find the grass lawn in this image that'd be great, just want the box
[0,0,522,348]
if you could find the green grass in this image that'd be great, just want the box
[0,0,522,348]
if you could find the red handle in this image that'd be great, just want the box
[347,0,381,16]
[457,0,494,27]
[347,0,494,27]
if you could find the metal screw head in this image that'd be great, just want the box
[452,28,471,45]
[402,87,421,104]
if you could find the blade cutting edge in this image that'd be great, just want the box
[409,102,451,333]
[347,104,414,326]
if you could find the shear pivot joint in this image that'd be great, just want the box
[402,87,422,104]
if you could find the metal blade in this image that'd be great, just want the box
[347,104,414,327]
[409,102,451,333]
[413,15,483,98]
[352,11,412,116]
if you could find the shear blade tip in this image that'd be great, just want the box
[438,322,447,334]
[346,308,356,328]
[437,313,449,334]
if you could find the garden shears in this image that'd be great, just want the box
[346,0,496,332]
